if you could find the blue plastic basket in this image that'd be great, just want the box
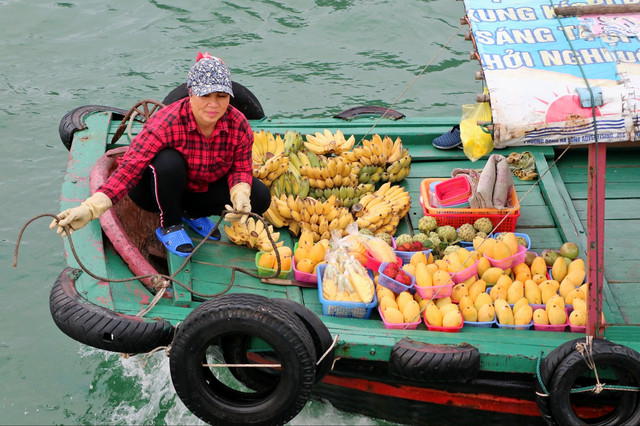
[317,264,377,319]
[378,262,416,294]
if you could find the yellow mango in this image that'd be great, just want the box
[512,297,530,315]
[396,291,414,313]
[572,297,587,312]
[377,286,395,301]
[533,308,549,325]
[439,303,460,318]
[489,284,507,302]
[435,259,449,271]
[496,304,514,325]
[524,279,542,304]
[414,262,433,288]
[446,253,463,273]
[383,307,404,324]
[402,263,417,276]
[502,233,520,256]
[492,242,512,260]
[530,256,548,277]
[539,282,557,304]
[565,269,586,286]
[468,279,487,302]
[477,303,496,322]
[559,278,578,300]
[551,257,567,282]
[481,238,497,258]
[474,292,494,311]
[546,295,565,314]
[514,304,533,325]
[473,235,488,251]
[462,275,476,287]
[442,310,462,328]
[378,295,398,311]
[532,273,547,285]
[477,256,492,279]
[494,298,510,311]
[481,267,505,285]
[433,270,452,287]
[568,258,585,273]
[410,251,428,268]
[548,305,567,325]
[515,271,532,283]
[425,304,443,326]
[426,263,440,275]
[402,300,421,323]
[496,274,513,290]
[462,305,478,322]
[507,281,525,304]
[435,296,453,308]
[569,309,586,326]
[512,262,531,278]
[451,283,469,303]
[459,294,474,311]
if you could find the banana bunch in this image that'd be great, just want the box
[299,155,358,189]
[304,129,355,156]
[311,183,375,208]
[288,149,324,171]
[282,130,304,156]
[342,134,405,167]
[253,153,289,186]
[384,149,412,183]
[354,182,411,235]
[253,130,284,164]
[268,194,354,241]
[224,217,283,252]
[270,169,310,199]
[357,165,384,184]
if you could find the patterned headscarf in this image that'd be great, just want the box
[187,52,234,97]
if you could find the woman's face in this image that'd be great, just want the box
[190,92,230,131]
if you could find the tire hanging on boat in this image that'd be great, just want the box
[58,105,129,150]
[389,338,480,382]
[162,81,266,119]
[49,267,174,354]
[221,297,334,391]
[535,337,613,426]
[169,294,316,426]
[547,341,640,426]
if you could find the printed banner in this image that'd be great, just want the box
[464,0,640,146]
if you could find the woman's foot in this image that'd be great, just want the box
[155,224,194,257]
[183,216,221,240]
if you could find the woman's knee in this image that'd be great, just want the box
[251,178,271,214]
[152,149,187,180]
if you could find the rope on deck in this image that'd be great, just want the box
[13,210,284,318]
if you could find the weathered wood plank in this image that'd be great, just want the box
[573,199,640,220]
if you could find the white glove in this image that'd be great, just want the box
[49,192,112,237]
[225,182,251,223]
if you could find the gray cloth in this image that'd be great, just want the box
[474,154,514,209]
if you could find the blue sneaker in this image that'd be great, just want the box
[183,217,221,240]
[155,225,193,257]
[433,125,462,149]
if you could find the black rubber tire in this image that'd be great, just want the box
[389,338,480,382]
[221,298,334,390]
[59,105,128,150]
[169,294,316,426]
[536,338,614,426]
[162,81,266,120]
[50,268,174,354]
[333,105,405,121]
[549,342,640,426]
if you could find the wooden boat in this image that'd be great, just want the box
[41,1,640,425]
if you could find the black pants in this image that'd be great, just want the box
[128,148,271,228]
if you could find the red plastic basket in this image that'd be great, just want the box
[419,178,520,233]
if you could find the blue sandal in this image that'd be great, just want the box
[183,217,221,241]
[433,125,462,149]
[155,226,194,257]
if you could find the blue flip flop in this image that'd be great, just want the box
[155,226,194,257]
[183,217,221,241]
[433,125,462,149]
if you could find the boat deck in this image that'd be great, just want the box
[65,112,640,375]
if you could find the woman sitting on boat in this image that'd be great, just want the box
[50,52,270,256]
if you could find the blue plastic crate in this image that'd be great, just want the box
[316,264,377,319]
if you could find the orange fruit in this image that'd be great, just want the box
[275,246,292,259]
[296,258,315,274]
[258,252,276,269]
[279,256,292,271]
[294,247,308,264]
[307,243,326,264]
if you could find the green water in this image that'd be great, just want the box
[0,1,480,424]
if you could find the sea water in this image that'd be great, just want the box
[0,1,480,424]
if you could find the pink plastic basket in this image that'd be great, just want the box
[378,306,421,330]
[450,259,479,284]
[292,257,317,284]
[415,280,454,299]
[434,176,471,206]
[425,312,463,332]
[366,251,402,272]
[484,245,527,269]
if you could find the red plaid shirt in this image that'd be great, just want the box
[99,98,254,204]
